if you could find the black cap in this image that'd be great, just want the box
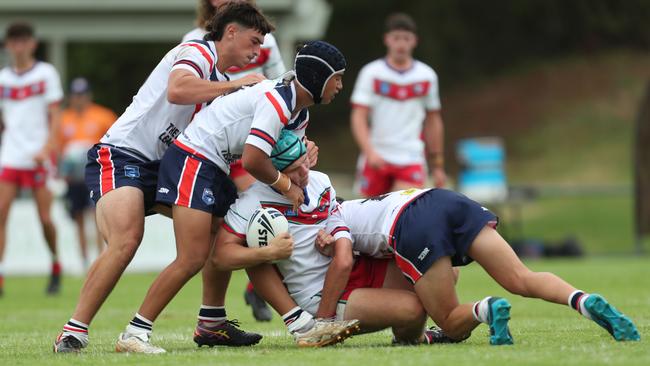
[294,41,346,104]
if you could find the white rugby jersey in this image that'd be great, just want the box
[340,188,431,258]
[350,59,441,165]
[101,40,225,161]
[0,62,63,169]
[182,29,286,80]
[223,171,351,308]
[177,78,308,173]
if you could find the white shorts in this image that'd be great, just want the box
[301,294,347,320]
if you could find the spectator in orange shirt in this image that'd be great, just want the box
[60,78,116,269]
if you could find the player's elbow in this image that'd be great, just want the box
[167,86,185,105]
[333,255,354,274]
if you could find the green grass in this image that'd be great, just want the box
[493,194,642,254]
[1,258,648,365]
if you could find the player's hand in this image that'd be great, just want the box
[267,232,293,261]
[366,150,386,169]
[235,73,266,88]
[315,229,335,257]
[283,183,304,211]
[432,167,447,188]
[305,139,319,168]
[33,148,50,166]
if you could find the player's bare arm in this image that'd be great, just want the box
[422,109,447,188]
[35,102,62,165]
[167,69,264,105]
[212,229,293,271]
[241,144,305,209]
[315,238,354,318]
[351,106,385,168]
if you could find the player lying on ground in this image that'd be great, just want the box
[53,2,273,353]
[211,130,450,346]
[113,42,348,353]
[315,189,641,345]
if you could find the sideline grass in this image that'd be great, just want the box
[0,258,648,366]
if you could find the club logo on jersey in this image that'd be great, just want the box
[202,188,215,205]
[261,187,330,225]
[158,123,181,146]
[373,79,431,101]
[124,165,140,179]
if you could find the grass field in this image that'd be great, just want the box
[0,257,648,366]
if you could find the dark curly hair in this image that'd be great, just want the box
[205,1,273,41]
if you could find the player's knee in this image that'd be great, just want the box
[177,256,208,276]
[401,296,426,324]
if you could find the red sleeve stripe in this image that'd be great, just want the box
[330,226,350,236]
[265,91,289,125]
[184,43,214,70]
[222,222,246,238]
[249,128,276,147]
[174,60,204,79]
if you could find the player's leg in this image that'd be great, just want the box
[468,226,640,341]
[246,263,360,347]
[344,288,426,343]
[412,256,481,341]
[32,183,61,295]
[230,162,274,323]
[54,186,146,352]
[116,205,213,354]
[0,180,19,297]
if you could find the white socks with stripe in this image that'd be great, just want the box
[472,296,492,324]
[62,319,89,345]
[568,290,593,320]
[282,306,315,334]
[126,313,154,336]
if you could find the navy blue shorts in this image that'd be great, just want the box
[64,181,92,217]
[392,189,498,284]
[155,141,237,216]
[85,144,160,213]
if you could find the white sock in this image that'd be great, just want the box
[568,290,592,320]
[472,296,492,324]
[126,313,153,335]
[282,306,315,334]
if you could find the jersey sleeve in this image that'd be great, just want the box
[325,186,352,241]
[171,42,215,80]
[45,66,63,104]
[223,188,262,239]
[425,69,441,111]
[350,65,374,108]
[245,90,290,155]
[262,35,287,79]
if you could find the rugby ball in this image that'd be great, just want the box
[246,207,289,248]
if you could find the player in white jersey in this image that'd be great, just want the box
[316,189,640,344]
[183,0,289,323]
[53,2,274,353]
[113,41,347,353]
[211,131,455,346]
[350,13,447,197]
[0,22,63,297]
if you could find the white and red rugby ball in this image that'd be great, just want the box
[246,207,289,248]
